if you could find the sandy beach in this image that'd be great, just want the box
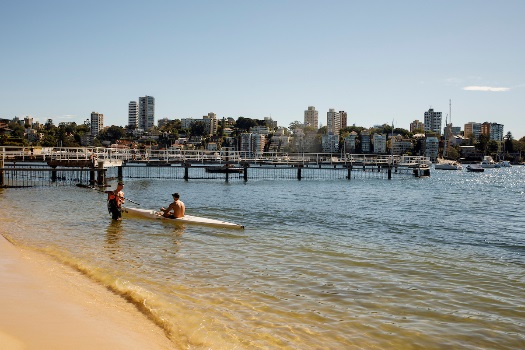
[0,234,174,350]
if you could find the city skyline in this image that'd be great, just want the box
[1,1,524,138]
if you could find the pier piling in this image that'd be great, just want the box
[0,160,4,186]
[97,161,105,186]
[184,162,189,181]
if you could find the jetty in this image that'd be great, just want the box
[0,146,431,187]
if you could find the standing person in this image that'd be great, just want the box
[160,192,185,218]
[106,181,125,220]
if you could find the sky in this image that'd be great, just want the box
[1,0,524,139]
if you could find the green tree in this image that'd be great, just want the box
[504,132,514,153]
[447,146,460,160]
[98,125,125,144]
[487,140,499,154]
[8,121,25,138]
[476,134,489,154]
[236,117,257,132]
[190,121,206,136]
[41,134,57,147]
[288,120,303,132]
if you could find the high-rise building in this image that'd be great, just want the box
[203,112,218,135]
[424,108,442,135]
[128,101,138,128]
[90,112,104,136]
[339,111,347,129]
[489,123,504,141]
[482,122,504,141]
[464,122,482,139]
[304,106,318,129]
[327,109,341,135]
[139,95,155,130]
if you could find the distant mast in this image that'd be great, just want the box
[449,99,452,125]
[444,99,452,158]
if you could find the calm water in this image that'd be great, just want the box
[1,166,524,349]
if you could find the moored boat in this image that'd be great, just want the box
[480,156,500,168]
[434,160,462,170]
[205,165,244,173]
[466,164,484,172]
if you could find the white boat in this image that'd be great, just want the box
[480,156,500,168]
[122,207,245,229]
[499,160,512,167]
[434,160,462,170]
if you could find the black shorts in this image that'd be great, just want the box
[108,201,122,220]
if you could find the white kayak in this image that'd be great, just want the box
[122,207,244,229]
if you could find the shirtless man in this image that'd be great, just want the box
[160,192,185,218]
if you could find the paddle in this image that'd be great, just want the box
[76,183,141,206]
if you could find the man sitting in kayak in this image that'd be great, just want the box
[106,181,125,220]
[160,192,185,219]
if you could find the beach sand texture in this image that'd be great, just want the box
[0,233,174,350]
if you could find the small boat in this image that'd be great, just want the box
[466,164,484,172]
[122,206,245,229]
[205,165,244,173]
[434,161,462,170]
[480,156,500,168]
[499,160,512,167]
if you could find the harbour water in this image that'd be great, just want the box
[1,166,524,349]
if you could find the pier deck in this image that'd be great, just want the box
[1,146,431,187]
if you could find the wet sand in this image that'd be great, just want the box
[0,234,174,350]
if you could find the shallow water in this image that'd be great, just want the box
[1,166,524,349]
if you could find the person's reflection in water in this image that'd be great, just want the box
[105,220,123,255]
[162,224,185,255]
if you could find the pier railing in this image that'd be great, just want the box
[1,146,431,167]
[1,147,431,187]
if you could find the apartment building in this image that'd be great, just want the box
[304,106,318,129]
[90,112,104,136]
[424,108,442,135]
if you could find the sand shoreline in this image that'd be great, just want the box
[0,233,175,350]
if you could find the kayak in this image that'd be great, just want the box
[122,206,245,229]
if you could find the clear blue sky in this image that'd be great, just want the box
[2,0,524,139]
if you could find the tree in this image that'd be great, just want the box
[288,121,303,132]
[236,117,257,132]
[40,134,57,147]
[190,121,206,136]
[447,146,460,160]
[504,132,514,153]
[8,121,25,138]
[487,140,499,154]
[393,128,410,138]
[476,134,489,154]
[99,125,125,144]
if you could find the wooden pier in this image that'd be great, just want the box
[1,146,430,187]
